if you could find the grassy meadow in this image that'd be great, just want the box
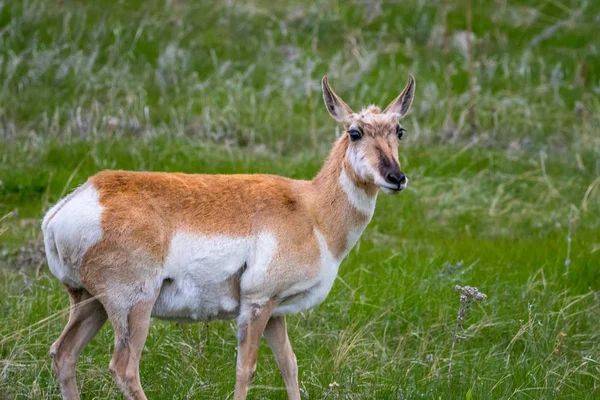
[1,0,600,399]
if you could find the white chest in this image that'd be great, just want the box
[274,228,342,315]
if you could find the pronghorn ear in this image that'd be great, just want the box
[384,74,415,118]
[321,76,353,123]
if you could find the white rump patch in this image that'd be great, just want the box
[339,168,377,216]
[42,183,103,288]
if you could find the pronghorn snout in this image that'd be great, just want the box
[380,163,408,194]
[377,153,407,193]
[384,170,406,187]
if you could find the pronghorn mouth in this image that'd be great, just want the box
[379,182,407,194]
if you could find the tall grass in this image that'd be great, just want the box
[0,0,598,150]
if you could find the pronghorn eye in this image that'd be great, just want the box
[397,126,406,140]
[348,129,362,142]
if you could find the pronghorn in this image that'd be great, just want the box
[42,74,415,400]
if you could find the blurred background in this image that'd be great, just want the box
[0,0,598,148]
[1,1,599,399]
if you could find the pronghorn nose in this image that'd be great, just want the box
[385,171,406,186]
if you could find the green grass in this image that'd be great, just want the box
[1,0,600,399]
[1,139,599,399]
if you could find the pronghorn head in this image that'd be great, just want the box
[321,75,415,194]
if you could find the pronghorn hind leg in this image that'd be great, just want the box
[105,294,157,400]
[234,300,279,400]
[50,286,108,400]
[264,315,300,400]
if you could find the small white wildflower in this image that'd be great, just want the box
[449,285,488,388]
[455,286,487,323]
[105,116,120,128]
[328,381,339,388]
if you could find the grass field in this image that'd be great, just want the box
[1,0,600,399]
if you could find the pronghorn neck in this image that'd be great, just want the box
[311,136,379,259]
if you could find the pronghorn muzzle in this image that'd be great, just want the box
[379,157,407,192]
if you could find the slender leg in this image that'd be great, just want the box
[106,298,156,400]
[234,300,279,400]
[264,315,300,400]
[50,287,108,400]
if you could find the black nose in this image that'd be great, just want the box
[385,171,406,186]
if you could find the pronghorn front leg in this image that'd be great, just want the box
[264,315,300,400]
[234,300,279,400]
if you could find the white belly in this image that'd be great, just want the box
[152,277,241,322]
[151,229,343,321]
[151,232,250,322]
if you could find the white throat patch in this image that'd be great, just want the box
[339,168,377,216]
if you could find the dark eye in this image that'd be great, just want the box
[397,125,406,140]
[348,129,362,142]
